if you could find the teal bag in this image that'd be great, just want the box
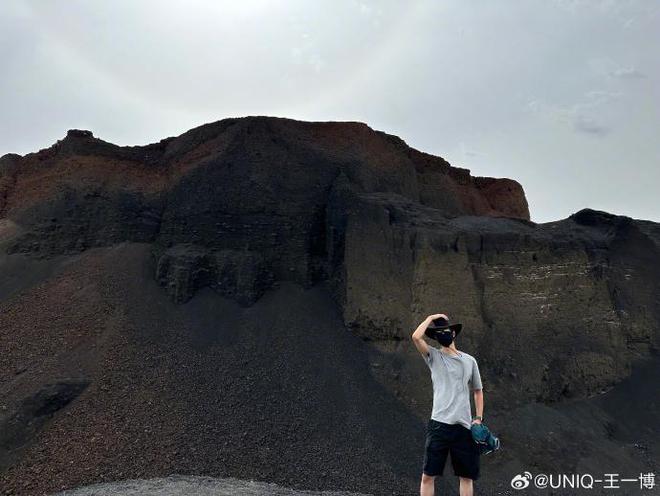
[471,422,501,455]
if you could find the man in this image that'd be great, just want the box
[411,313,484,496]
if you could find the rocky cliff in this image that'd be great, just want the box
[0,118,529,304]
[0,117,657,496]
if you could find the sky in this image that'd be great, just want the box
[1,0,658,223]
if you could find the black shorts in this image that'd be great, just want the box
[422,419,480,480]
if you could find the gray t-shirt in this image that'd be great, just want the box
[423,345,483,430]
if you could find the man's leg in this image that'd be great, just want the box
[449,426,480,494]
[459,476,473,496]
[420,473,435,496]
[421,421,449,495]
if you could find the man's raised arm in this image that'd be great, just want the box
[411,313,447,357]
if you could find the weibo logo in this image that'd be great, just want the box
[511,472,532,490]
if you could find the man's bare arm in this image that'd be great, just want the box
[472,389,484,423]
[411,313,447,357]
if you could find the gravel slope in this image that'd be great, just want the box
[0,243,426,495]
[51,474,371,496]
[1,242,657,496]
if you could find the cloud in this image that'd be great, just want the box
[526,90,620,137]
[570,91,621,136]
[584,90,623,104]
[609,67,647,79]
[573,115,610,136]
[458,141,480,160]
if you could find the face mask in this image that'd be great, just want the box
[436,330,454,347]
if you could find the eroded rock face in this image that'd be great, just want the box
[154,244,275,305]
[0,116,656,407]
[335,189,659,408]
[0,116,529,301]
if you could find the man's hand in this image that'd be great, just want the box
[411,314,446,357]
[471,418,482,425]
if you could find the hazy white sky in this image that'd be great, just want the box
[1,0,658,222]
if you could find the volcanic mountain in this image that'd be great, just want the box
[0,116,658,496]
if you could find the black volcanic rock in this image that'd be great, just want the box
[154,243,274,305]
[0,117,658,496]
[0,116,530,304]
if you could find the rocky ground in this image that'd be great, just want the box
[51,474,370,496]
[0,244,425,495]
